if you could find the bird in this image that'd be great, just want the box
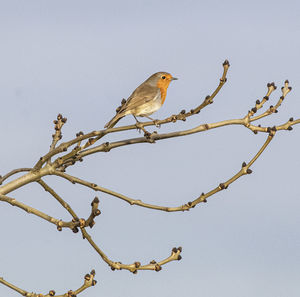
[104,72,178,128]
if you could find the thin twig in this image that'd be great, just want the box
[0,193,78,230]
[0,270,97,297]
[0,168,32,185]
[51,132,275,212]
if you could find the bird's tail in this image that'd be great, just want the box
[104,114,124,129]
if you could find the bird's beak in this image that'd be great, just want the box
[171,77,178,81]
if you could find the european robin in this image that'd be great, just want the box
[104,72,178,128]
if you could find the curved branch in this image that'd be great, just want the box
[0,270,97,297]
[32,60,230,171]
[51,132,275,212]
[0,168,32,185]
[0,193,78,231]
[81,228,182,273]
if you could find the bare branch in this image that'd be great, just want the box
[0,270,97,297]
[81,228,182,273]
[51,132,275,212]
[0,168,32,185]
[0,193,78,231]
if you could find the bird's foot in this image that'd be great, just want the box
[153,119,161,128]
[135,121,149,134]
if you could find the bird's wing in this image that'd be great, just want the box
[120,85,159,114]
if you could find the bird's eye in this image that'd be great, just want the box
[161,76,166,79]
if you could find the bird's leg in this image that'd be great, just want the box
[133,115,152,136]
[144,115,161,128]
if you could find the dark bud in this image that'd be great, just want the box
[285,79,289,84]
[264,96,269,101]
[121,98,126,105]
[258,124,261,127]
[132,270,138,274]
[246,169,252,174]
[90,269,96,276]
[57,114,62,119]
[85,274,91,281]
[135,262,141,268]
[219,183,226,189]
[205,95,210,100]
[203,198,207,203]
[111,266,115,271]
[190,109,194,114]
[275,110,278,113]
[287,126,293,131]
[155,264,162,272]
[289,117,294,122]
[288,86,292,91]
[223,60,230,66]
[177,255,182,261]
[178,246,182,252]
[92,280,97,286]
[256,100,260,104]
[150,260,157,264]
[271,126,277,131]
[116,106,121,113]
[63,147,67,151]
[95,209,101,216]
[89,221,95,228]
[49,290,56,296]
[57,226,62,232]
[172,247,178,253]
[242,161,247,167]
[93,197,99,203]
[280,96,284,100]
[72,227,79,233]
[187,201,192,206]
[253,130,258,134]
[62,117,67,123]
[180,109,186,114]
[251,107,257,113]
[267,127,271,133]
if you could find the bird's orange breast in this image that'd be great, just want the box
[156,79,171,105]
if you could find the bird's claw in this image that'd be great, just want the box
[153,120,161,128]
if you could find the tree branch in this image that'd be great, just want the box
[50,131,275,212]
[0,168,32,185]
[0,270,97,297]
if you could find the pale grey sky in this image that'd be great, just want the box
[1,1,299,296]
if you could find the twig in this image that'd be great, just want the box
[0,193,78,231]
[0,270,97,297]
[32,60,230,171]
[51,132,275,212]
[0,168,32,185]
[81,228,182,273]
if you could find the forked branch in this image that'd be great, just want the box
[0,60,299,295]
